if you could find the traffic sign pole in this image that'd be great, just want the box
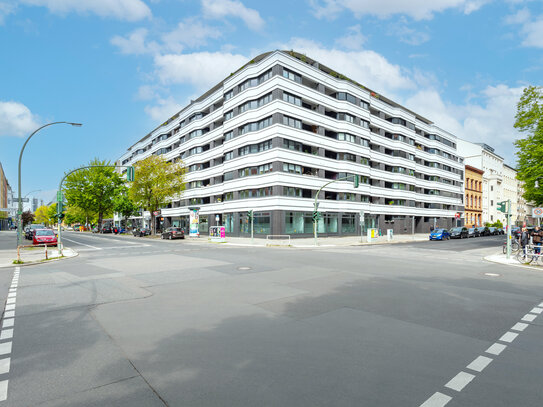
[506,199,511,260]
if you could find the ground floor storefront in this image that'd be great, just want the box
[159,210,460,238]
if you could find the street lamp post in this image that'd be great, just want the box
[17,122,82,248]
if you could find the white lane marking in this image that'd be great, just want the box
[539,302,543,307]
[499,332,518,343]
[444,371,475,392]
[466,356,493,372]
[2,320,13,329]
[0,342,11,356]
[521,314,537,322]
[7,293,15,299]
[530,307,542,314]
[0,358,10,375]
[61,237,102,250]
[69,233,140,245]
[419,392,452,407]
[0,380,7,402]
[3,312,14,319]
[485,343,507,356]
[4,305,14,311]
[511,322,529,332]
[5,299,15,305]
[0,330,13,340]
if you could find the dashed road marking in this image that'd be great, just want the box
[0,358,10,375]
[419,392,452,407]
[418,300,542,406]
[0,330,13,340]
[445,371,475,392]
[0,380,7,401]
[0,341,12,356]
[511,322,529,332]
[0,267,19,402]
[485,343,507,356]
[62,237,102,250]
[1,319,13,329]
[466,355,493,372]
[521,313,536,322]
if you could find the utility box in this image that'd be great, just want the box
[387,229,394,241]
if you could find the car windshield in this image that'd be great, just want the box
[450,228,462,232]
[172,228,183,231]
[36,230,54,236]
[433,229,444,233]
[469,228,475,231]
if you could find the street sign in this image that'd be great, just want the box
[455,213,461,219]
[497,201,507,213]
[533,207,543,218]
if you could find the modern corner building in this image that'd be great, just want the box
[118,50,465,237]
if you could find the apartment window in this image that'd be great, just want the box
[239,93,272,113]
[189,146,203,155]
[224,151,234,161]
[341,113,355,123]
[239,69,272,92]
[341,153,356,162]
[283,68,302,83]
[283,115,302,129]
[239,187,273,199]
[223,192,234,201]
[239,116,273,135]
[283,163,302,174]
[283,187,303,197]
[224,89,233,100]
[360,157,369,166]
[238,146,250,156]
[224,131,234,141]
[258,163,273,174]
[360,138,369,147]
[283,92,302,106]
[188,129,205,139]
[336,92,356,104]
[224,110,233,120]
[338,133,356,143]
[360,100,369,110]
[341,193,356,201]
[360,120,370,128]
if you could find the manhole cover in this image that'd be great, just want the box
[238,266,251,271]
[484,273,500,277]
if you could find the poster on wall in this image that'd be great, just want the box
[189,208,200,237]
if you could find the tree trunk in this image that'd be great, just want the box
[98,213,103,230]
[150,212,155,235]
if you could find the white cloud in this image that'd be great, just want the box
[405,85,524,164]
[201,0,264,30]
[334,25,366,50]
[0,101,41,137]
[161,18,222,52]
[506,8,543,48]
[144,97,183,122]
[153,51,248,90]
[19,0,151,21]
[111,28,159,55]
[310,0,489,20]
[388,18,430,45]
[281,38,415,97]
[0,2,16,24]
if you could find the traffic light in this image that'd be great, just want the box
[247,210,253,221]
[126,166,135,182]
[59,212,65,220]
[353,175,359,188]
[312,211,321,221]
[497,201,507,213]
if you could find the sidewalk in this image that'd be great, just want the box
[484,252,543,271]
[0,247,78,268]
[191,233,431,247]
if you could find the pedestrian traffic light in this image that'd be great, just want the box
[497,201,507,213]
[59,212,65,220]
[247,210,253,220]
[126,166,135,182]
[353,175,359,188]
[312,211,321,221]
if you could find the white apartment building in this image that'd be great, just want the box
[502,164,518,224]
[457,140,505,224]
[118,50,465,237]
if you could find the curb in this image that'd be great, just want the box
[0,248,79,268]
[483,254,542,272]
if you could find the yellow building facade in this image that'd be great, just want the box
[464,165,484,227]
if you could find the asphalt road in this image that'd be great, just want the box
[1,231,542,407]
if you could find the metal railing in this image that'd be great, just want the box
[16,243,56,263]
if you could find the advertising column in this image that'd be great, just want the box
[189,208,200,237]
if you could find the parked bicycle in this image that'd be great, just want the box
[516,245,543,265]
[502,238,520,254]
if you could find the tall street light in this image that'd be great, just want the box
[17,122,82,247]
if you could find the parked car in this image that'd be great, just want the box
[101,226,112,234]
[488,227,497,235]
[476,226,490,236]
[429,228,450,240]
[32,229,58,246]
[449,227,469,239]
[133,228,151,237]
[495,228,505,235]
[25,224,45,240]
[468,227,479,238]
[161,227,185,240]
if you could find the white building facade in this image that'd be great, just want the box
[119,51,465,237]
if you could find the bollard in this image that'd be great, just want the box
[45,244,48,260]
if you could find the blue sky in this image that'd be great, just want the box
[0,0,541,205]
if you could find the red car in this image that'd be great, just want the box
[32,229,58,246]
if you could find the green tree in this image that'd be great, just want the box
[114,194,139,227]
[21,210,34,227]
[64,205,96,226]
[35,205,51,226]
[514,86,543,206]
[129,155,186,234]
[63,159,125,228]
